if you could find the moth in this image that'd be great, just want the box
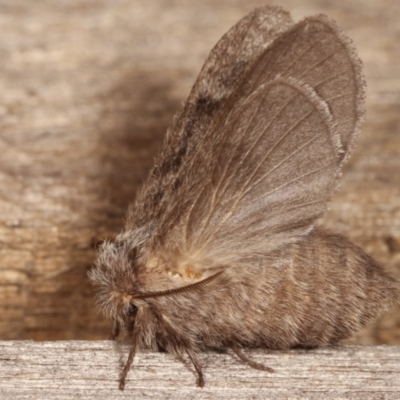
[89,6,399,389]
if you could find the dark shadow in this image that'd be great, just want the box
[45,68,183,340]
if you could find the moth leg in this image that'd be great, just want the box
[119,336,138,390]
[110,319,120,340]
[186,348,205,387]
[231,343,274,373]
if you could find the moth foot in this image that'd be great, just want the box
[232,344,274,373]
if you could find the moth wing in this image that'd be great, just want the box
[147,15,366,270]
[156,76,341,267]
[239,14,366,163]
[186,6,294,106]
[131,6,293,228]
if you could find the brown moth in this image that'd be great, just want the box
[89,6,399,389]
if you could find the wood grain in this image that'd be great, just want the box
[0,0,399,342]
[1,341,400,399]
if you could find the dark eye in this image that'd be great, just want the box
[127,304,138,317]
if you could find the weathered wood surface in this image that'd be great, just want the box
[1,341,400,399]
[0,0,399,342]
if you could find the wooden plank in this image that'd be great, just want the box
[1,341,400,399]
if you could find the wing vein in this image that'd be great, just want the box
[198,161,334,251]
[284,198,327,211]
[278,40,320,77]
[240,130,322,197]
[184,179,211,241]
[212,92,268,202]
[325,91,354,101]
[195,109,320,250]
[252,34,293,85]
[297,48,343,80]
[244,162,336,206]
[239,110,313,195]
[215,92,300,205]
[313,70,347,88]
[225,199,326,237]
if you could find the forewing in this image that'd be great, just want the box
[131,6,293,229]
[135,12,365,272]
[187,6,293,105]
[237,14,366,163]
[155,77,340,265]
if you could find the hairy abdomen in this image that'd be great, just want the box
[168,229,398,349]
[251,229,398,348]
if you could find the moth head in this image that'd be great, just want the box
[88,227,150,329]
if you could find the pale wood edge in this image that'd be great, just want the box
[0,341,400,399]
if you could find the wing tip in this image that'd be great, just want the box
[251,5,293,21]
[300,14,367,165]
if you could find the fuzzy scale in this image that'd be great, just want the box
[91,230,397,353]
[89,5,398,389]
[144,230,397,351]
